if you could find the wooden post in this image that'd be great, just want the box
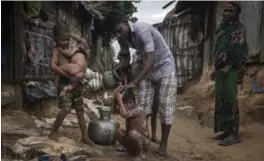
[200,3,215,83]
[89,35,103,72]
[202,4,210,75]
[13,2,23,83]
[13,2,24,110]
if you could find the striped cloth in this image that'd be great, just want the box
[137,72,177,125]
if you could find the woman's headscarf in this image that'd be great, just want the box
[225,1,241,14]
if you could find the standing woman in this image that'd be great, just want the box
[211,1,248,146]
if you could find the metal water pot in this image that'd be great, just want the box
[88,106,118,145]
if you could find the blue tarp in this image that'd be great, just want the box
[251,77,264,93]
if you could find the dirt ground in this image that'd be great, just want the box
[53,112,264,161]
[53,114,264,161]
[149,117,264,161]
[2,109,264,161]
[102,114,263,161]
[2,87,264,161]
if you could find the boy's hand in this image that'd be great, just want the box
[115,91,124,101]
[114,85,124,101]
[71,46,79,54]
[114,85,123,94]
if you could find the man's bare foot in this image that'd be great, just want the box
[155,147,168,157]
[132,154,144,161]
[49,131,59,141]
[151,136,160,144]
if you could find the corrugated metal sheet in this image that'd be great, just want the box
[214,1,263,59]
[155,13,204,88]
[240,1,262,58]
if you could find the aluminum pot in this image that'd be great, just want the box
[88,106,118,145]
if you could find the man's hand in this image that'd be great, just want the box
[122,82,136,91]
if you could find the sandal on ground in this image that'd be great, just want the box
[218,135,242,146]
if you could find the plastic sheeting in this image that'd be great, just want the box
[24,81,56,103]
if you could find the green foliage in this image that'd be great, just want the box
[93,1,140,46]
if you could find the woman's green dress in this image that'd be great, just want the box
[214,21,248,134]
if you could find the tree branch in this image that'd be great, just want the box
[79,1,104,20]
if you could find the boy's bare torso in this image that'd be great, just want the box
[57,49,68,66]
[126,108,149,138]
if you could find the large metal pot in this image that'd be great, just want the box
[88,106,118,145]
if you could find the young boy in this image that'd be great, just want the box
[135,51,160,144]
[53,22,90,96]
[115,87,150,161]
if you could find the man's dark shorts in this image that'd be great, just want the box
[57,77,84,110]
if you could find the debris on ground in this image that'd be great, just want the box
[2,97,264,161]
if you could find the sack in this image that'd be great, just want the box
[86,78,103,92]
[84,68,102,80]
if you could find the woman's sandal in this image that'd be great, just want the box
[218,135,242,146]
